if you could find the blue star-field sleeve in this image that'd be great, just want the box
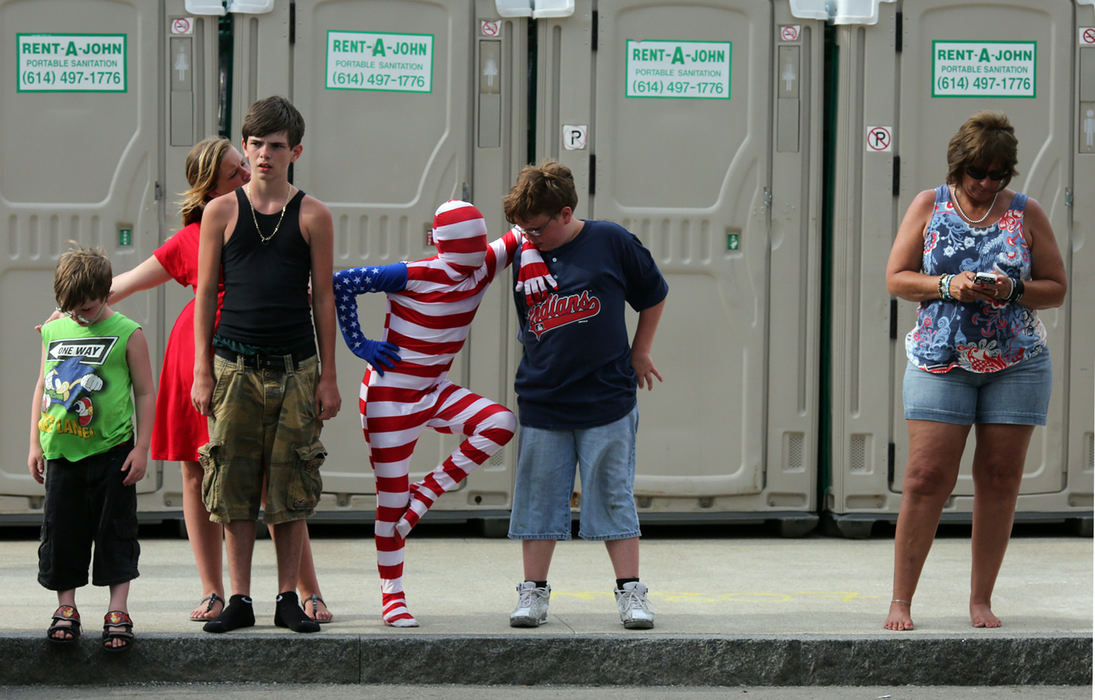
[332,264,408,373]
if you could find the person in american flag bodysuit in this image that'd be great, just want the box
[333,200,554,627]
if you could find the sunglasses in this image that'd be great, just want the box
[965,165,1009,181]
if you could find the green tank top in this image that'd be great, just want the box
[39,312,140,461]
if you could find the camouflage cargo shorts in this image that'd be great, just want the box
[198,352,326,525]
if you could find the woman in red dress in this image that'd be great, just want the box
[109,138,333,623]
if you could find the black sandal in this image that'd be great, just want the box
[102,610,134,653]
[303,594,332,624]
[47,605,80,644]
[190,592,225,622]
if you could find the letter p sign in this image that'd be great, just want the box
[562,124,587,151]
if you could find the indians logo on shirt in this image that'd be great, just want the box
[527,291,600,340]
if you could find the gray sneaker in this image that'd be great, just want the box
[614,581,655,629]
[509,581,550,627]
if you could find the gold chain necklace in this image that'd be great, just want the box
[950,185,998,225]
[246,184,292,245]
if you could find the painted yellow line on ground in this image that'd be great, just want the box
[552,591,887,603]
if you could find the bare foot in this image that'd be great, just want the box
[303,595,333,623]
[970,602,1001,628]
[104,624,128,649]
[50,618,77,641]
[190,593,224,621]
[883,600,914,630]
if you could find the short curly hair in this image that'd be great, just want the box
[945,111,1018,189]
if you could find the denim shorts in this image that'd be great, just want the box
[508,406,641,541]
[903,350,1052,426]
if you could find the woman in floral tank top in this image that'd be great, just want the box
[883,112,1067,633]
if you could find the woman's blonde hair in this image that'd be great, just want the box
[179,137,233,226]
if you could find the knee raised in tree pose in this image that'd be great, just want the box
[333,200,552,627]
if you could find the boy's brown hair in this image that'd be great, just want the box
[54,243,112,312]
[503,159,579,223]
[241,95,305,148]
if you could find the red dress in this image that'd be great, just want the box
[150,223,222,461]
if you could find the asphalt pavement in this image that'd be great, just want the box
[0,521,1089,687]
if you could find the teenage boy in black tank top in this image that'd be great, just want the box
[216,187,313,350]
[192,96,341,634]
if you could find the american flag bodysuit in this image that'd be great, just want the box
[334,201,544,627]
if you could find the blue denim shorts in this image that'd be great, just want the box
[903,350,1052,426]
[508,406,641,541]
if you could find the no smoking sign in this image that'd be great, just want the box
[171,17,193,35]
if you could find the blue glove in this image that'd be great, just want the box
[354,337,401,375]
[333,264,408,375]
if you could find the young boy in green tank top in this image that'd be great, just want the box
[28,244,155,652]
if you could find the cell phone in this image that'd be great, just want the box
[973,272,997,286]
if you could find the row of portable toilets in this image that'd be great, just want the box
[1,0,1091,536]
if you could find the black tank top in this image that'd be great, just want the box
[215,187,315,349]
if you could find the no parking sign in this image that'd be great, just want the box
[866,125,892,152]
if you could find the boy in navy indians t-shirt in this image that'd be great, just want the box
[503,159,668,630]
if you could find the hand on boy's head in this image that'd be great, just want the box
[121,450,147,486]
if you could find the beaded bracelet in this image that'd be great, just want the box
[937,274,947,300]
[941,274,955,301]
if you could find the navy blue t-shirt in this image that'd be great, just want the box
[512,219,668,429]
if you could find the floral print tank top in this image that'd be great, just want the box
[905,184,1046,373]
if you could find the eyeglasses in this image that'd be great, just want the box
[965,165,1009,181]
[64,299,107,325]
[513,212,558,238]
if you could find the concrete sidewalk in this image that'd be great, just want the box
[1,523,1090,686]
